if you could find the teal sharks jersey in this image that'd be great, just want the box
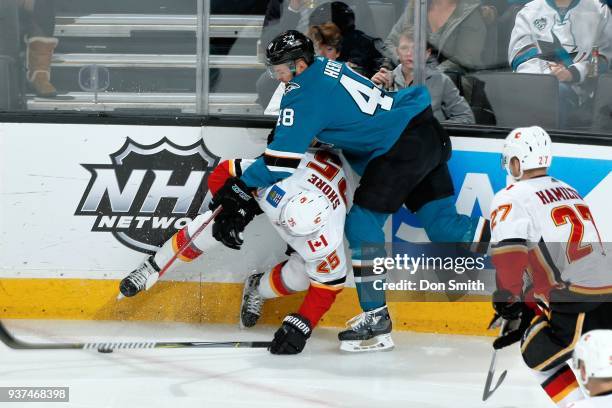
[241,57,432,188]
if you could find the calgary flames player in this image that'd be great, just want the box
[119,148,351,355]
[488,126,612,407]
[568,330,612,408]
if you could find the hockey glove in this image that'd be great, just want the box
[492,289,522,320]
[269,314,312,355]
[209,177,261,250]
[212,215,246,250]
[209,177,259,216]
[491,289,535,350]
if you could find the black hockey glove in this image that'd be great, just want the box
[209,177,261,250]
[492,289,523,320]
[212,215,246,250]
[269,314,312,355]
[491,289,535,350]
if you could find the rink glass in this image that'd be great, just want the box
[0,0,609,133]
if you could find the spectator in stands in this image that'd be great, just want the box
[308,2,387,77]
[256,1,384,107]
[508,0,610,127]
[260,0,377,50]
[372,29,475,124]
[384,0,487,74]
[308,22,342,60]
[18,0,58,97]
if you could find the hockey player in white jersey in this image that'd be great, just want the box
[566,330,612,408]
[488,126,612,407]
[210,149,354,353]
[119,148,351,354]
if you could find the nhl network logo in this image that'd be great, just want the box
[75,137,220,254]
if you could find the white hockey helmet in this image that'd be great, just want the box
[572,330,612,387]
[279,191,331,236]
[502,126,552,181]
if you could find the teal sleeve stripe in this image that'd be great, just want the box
[511,47,539,71]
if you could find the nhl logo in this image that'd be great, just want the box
[75,137,220,254]
[533,17,547,31]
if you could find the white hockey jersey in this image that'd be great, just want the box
[509,0,611,82]
[566,394,612,408]
[490,176,611,299]
[238,149,353,282]
[253,149,350,260]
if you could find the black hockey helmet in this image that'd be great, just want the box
[308,2,356,33]
[265,30,315,67]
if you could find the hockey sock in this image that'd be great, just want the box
[151,212,213,275]
[257,254,310,299]
[345,205,389,311]
[534,363,584,407]
[352,260,387,311]
[415,196,480,242]
[298,283,343,327]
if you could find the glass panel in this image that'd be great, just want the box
[384,0,612,132]
[206,1,275,115]
[211,0,411,116]
[0,0,200,114]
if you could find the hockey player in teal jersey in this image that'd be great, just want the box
[210,30,488,352]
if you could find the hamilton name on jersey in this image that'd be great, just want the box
[533,184,583,205]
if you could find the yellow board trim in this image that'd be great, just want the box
[0,278,495,336]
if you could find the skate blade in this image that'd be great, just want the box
[339,334,395,353]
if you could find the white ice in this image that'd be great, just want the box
[0,320,555,408]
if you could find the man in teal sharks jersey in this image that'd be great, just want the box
[210,30,488,352]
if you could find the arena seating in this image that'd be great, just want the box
[28,1,401,115]
[471,72,560,129]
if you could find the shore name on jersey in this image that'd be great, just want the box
[323,60,342,79]
[535,186,582,205]
[307,173,342,209]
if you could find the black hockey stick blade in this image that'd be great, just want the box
[0,320,81,350]
[0,321,271,351]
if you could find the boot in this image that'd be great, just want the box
[26,37,58,97]
[240,272,265,328]
[119,256,160,298]
[338,305,394,352]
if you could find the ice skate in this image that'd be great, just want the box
[338,305,394,352]
[119,256,160,298]
[240,272,264,329]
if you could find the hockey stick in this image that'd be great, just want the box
[482,319,508,401]
[0,320,271,352]
[157,206,223,279]
[117,206,222,299]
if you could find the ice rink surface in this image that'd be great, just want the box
[0,320,555,408]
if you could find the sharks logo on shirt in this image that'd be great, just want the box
[533,17,547,30]
[284,82,301,95]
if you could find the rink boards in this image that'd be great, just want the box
[0,123,610,336]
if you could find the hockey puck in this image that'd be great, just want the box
[97,348,113,353]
